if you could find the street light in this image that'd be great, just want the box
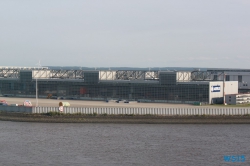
[36,78,38,107]
[35,61,41,107]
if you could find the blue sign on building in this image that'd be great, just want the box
[211,85,220,92]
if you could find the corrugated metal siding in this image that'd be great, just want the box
[1,106,250,115]
[31,107,250,115]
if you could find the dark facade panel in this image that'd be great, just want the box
[159,72,176,85]
[19,71,32,81]
[84,71,99,83]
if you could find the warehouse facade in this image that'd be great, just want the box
[0,67,240,104]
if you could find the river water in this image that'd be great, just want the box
[0,121,249,166]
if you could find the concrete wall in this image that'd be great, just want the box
[209,82,223,104]
[0,106,32,113]
[209,81,238,104]
[225,81,238,94]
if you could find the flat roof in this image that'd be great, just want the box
[207,68,250,72]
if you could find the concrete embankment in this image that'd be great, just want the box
[1,112,250,124]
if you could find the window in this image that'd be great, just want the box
[238,75,242,82]
[226,75,230,81]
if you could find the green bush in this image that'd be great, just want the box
[45,111,62,116]
[124,114,135,116]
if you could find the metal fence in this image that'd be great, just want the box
[33,107,250,115]
[1,106,250,115]
[0,105,32,113]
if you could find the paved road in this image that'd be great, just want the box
[0,97,200,108]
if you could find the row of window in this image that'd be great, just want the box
[0,80,209,102]
[214,75,243,82]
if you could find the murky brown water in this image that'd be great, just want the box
[0,122,249,166]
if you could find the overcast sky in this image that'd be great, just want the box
[0,0,249,68]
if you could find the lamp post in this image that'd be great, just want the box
[223,72,226,105]
[35,62,41,107]
[36,78,38,107]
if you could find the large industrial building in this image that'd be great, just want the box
[0,66,249,105]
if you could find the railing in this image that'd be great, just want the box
[33,107,250,115]
[1,106,250,115]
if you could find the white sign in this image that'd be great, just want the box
[59,106,64,112]
[211,85,220,92]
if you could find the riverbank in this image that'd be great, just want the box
[1,112,250,124]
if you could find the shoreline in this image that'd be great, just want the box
[1,112,250,124]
